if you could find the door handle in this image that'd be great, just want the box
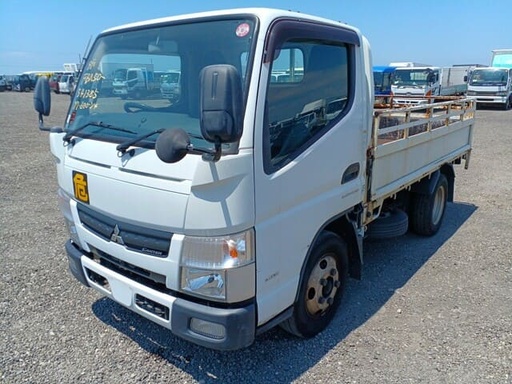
[341,162,360,184]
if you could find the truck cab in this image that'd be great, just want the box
[373,65,396,104]
[467,67,512,109]
[391,66,440,104]
[160,70,181,101]
[112,67,156,99]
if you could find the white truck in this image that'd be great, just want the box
[33,8,476,350]
[160,70,181,101]
[112,66,157,99]
[491,49,512,68]
[391,66,468,105]
[466,50,512,110]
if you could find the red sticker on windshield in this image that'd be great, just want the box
[236,23,250,37]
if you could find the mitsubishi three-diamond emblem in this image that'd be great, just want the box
[110,225,125,245]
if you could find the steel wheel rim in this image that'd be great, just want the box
[432,184,446,226]
[305,255,340,317]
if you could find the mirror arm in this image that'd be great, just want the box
[188,138,222,162]
[38,114,51,132]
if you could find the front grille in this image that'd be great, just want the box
[77,203,172,257]
[89,246,168,291]
[473,91,499,96]
[135,294,169,320]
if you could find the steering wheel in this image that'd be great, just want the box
[124,102,155,113]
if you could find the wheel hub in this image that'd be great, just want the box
[432,183,446,226]
[306,255,340,316]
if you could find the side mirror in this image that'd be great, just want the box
[199,64,243,144]
[155,128,190,163]
[33,76,51,131]
[463,75,468,82]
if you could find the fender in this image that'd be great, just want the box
[410,165,455,202]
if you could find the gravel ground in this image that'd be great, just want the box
[1,92,511,384]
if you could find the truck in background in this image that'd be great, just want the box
[373,65,396,105]
[466,50,512,110]
[491,49,512,68]
[391,65,469,105]
[160,70,181,102]
[34,8,476,350]
[112,66,158,99]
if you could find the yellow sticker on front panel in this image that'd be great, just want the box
[72,171,90,204]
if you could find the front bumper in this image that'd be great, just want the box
[469,96,507,104]
[65,240,256,350]
[112,88,128,95]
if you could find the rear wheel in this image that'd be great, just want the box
[280,231,348,338]
[410,173,448,236]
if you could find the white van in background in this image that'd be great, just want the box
[58,74,75,94]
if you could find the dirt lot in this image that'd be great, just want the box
[1,92,511,384]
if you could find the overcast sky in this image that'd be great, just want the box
[0,0,509,74]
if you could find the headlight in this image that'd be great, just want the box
[57,188,80,245]
[180,229,255,302]
[181,230,254,269]
[466,90,476,96]
[496,91,507,96]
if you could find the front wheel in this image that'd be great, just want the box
[409,173,448,236]
[280,231,348,338]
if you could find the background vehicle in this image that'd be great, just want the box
[112,66,157,99]
[58,74,75,94]
[0,75,6,92]
[392,65,469,104]
[5,75,14,91]
[160,70,181,101]
[49,73,64,94]
[467,67,512,109]
[373,65,396,104]
[467,49,512,109]
[13,74,31,92]
[491,49,512,68]
[34,8,475,351]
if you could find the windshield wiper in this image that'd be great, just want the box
[63,121,137,144]
[116,129,206,155]
[116,128,165,154]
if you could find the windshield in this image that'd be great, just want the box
[373,72,383,88]
[393,69,435,86]
[161,72,180,83]
[469,69,508,86]
[67,17,256,152]
[373,71,393,90]
[113,68,127,81]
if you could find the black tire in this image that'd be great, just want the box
[409,173,448,236]
[280,231,348,338]
[365,208,409,240]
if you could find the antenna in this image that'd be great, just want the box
[78,36,93,73]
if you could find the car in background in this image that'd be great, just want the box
[4,75,15,91]
[58,74,75,94]
[12,74,31,92]
[0,75,6,92]
[49,73,63,94]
